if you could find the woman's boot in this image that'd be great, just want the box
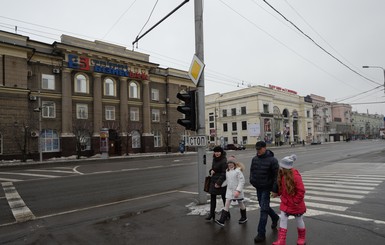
[238,208,248,224]
[215,210,229,227]
[205,211,215,220]
[297,228,306,245]
[272,228,287,245]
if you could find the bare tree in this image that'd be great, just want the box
[73,120,93,159]
[12,121,30,162]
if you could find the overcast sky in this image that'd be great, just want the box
[1,0,384,115]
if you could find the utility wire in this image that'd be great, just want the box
[262,0,382,87]
[102,0,138,40]
[137,0,159,39]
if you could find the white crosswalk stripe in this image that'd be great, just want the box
[0,167,81,183]
[245,164,385,224]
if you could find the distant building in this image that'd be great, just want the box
[0,30,195,161]
[351,112,383,139]
[205,85,314,147]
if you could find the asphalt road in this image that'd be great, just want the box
[0,140,384,244]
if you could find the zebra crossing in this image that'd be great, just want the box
[0,166,81,183]
[243,162,385,224]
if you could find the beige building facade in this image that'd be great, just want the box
[0,31,194,161]
[205,85,314,148]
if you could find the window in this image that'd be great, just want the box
[152,109,160,122]
[42,74,55,90]
[232,122,237,131]
[263,104,269,113]
[242,121,247,130]
[74,74,88,93]
[231,108,236,116]
[41,129,60,152]
[209,112,214,122]
[209,122,214,128]
[129,81,139,98]
[151,88,159,101]
[222,109,227,117]
[241,106,246,115]
[242,136,247,144]
[131,130,141,148]
[104,78,116,96]
[42,101,55,118]
[307,110,311,118]
[153,130,162,147]
[223,123,228,132]
[105,106,115,120]
[76,104,88,119]
[130,107,139,121]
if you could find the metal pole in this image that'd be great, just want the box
[194,0,207,204]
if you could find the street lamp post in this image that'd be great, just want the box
[362,65,385,94]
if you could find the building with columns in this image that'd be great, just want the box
[205,85,314,148]
[0,30,195,161]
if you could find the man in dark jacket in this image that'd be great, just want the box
[250,141,280,243]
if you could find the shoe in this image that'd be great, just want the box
[254,235,266,243]
[205,213,214,220]
[215,210,229,227]
[238,209,248,224]
[271,215,279,229]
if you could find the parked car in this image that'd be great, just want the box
[225,144,246,150]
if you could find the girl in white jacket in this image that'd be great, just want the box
[215,156,248,226]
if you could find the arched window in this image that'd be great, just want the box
[129,81,140,99]
[131,130,141,149]
[41,129,60,152]
[104,78,116,96]
[74,73,89,93]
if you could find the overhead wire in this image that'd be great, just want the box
[101,0,138,40]
[262,0,382,87]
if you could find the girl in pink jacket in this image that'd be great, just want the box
[273,154,306,245]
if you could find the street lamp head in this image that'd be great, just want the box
[362,66,369,68]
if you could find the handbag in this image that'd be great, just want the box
[204,176,211,192]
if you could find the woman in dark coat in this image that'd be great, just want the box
[205,146,227,220]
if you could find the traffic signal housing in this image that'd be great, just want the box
[176,90,197,131]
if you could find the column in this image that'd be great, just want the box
[141,79,153,152]
[61,68,73,137]
[93,73,102,136]
[120,77,128,135]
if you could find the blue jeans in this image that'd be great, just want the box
[256,189,279,237]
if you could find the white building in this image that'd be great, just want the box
[205,85,314,148]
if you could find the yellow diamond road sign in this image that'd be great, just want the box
[188,54,205,85]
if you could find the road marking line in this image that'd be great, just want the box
[73,166,84,175]
[304,196,358,204]
[1,182,35,222]
[305,208,385,225]
[37,190,179,220]
[0,177,22,182]
[303,180,379,186]
[305,190,364,199]
[302,177,382,183]
[26,169,75,174]
[0,172,59,178]
[305,186,370,194]
[270,199,348,211]
[304,183,374,190]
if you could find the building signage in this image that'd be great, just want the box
[67,54,148,80]
[269,84,297,95]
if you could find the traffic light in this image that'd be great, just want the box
[176,90,196,131]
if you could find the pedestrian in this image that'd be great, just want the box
[272,154,306,245]
[215,155,247,226]
[249,141,280,243]
[205,146,227,221]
